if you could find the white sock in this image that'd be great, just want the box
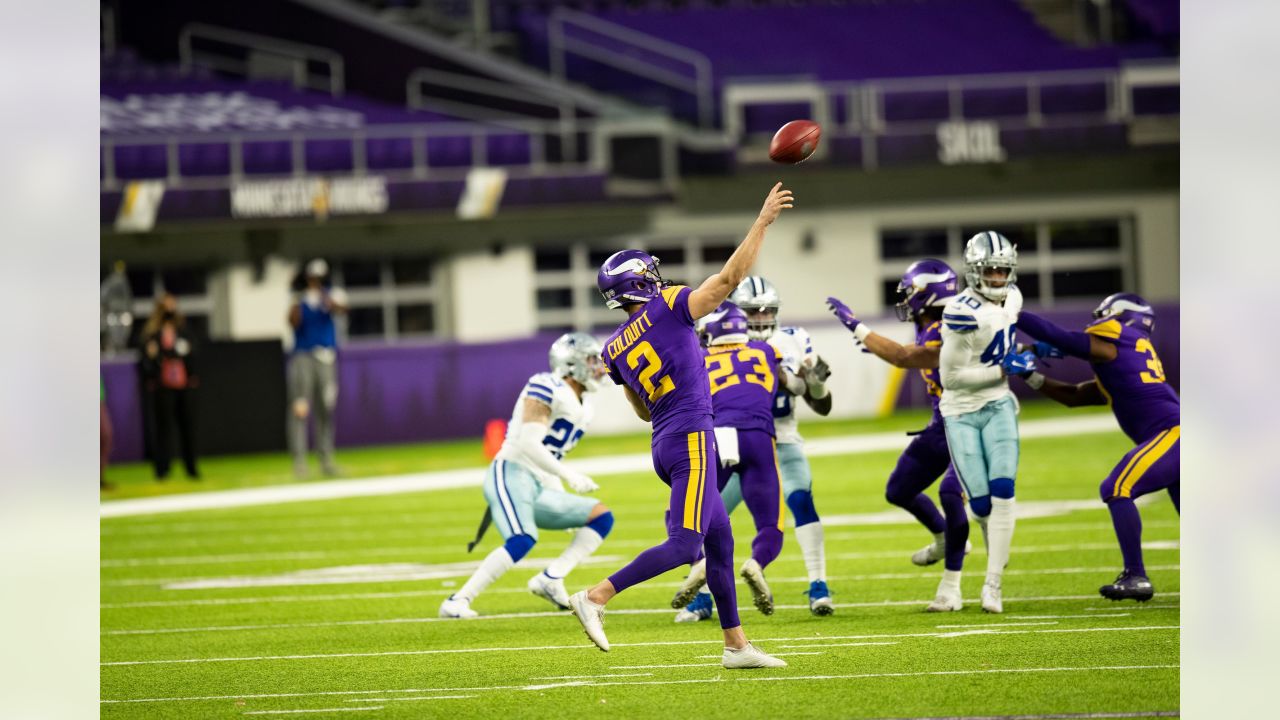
[932,531,946,550]
[985,497,1016,585]
[456,546,514,602]
[940,569,962,593]
[545,527,604,579]
[794,521,826,582]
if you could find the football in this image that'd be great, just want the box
[769,119,822,164]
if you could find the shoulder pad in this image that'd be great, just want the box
[1085,318,1123,341]
[660,285,687,310]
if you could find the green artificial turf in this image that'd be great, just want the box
[100,403,1179,718]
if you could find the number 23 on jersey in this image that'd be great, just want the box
[705,347,775,396]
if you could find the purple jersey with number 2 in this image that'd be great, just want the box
[603,285,714,440]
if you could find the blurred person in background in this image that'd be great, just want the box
[141,293,201,480]
[288,258,348,478]
[101,259,133,354]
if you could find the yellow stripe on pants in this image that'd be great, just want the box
[683,432,703,530]
[1117,426,1180,498]
[1110,429,1168,497]
[695,431,707,529]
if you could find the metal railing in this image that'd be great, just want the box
[178,23,346,97]
[100,118,608,191]
[547,8,714,128]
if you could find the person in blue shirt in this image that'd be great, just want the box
[288,259,348,477]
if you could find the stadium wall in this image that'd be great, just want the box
[101,303,1178,462]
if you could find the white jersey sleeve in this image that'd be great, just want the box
[497,373,592,485]
[769,326,813,445]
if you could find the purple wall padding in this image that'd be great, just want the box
[102,304,1179,461]
[895,302,1180,410]
[102,359,144,463]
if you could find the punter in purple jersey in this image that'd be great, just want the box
[1011,292,1180,601]
[568,182,793,670]
[826,259,973,612]
[682,303,789,619]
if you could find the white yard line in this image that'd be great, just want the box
[243,709,384,715]
[610,663,722,669]
[101,562,1179,590]
[529,673,652,680]
[104,663,1178,705]
[775,641,900,649]
[101,415,1119,518]
[345,696,474,703]
[102,590,1179,612]
[101,625,1178,667]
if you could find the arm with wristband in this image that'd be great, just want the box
[1017,311,1116,363]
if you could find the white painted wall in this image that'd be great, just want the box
[444,245,537,342]
[209,257,296,344]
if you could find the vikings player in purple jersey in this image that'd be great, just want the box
[1010,293,1179,601]
[675,303,790,620]
[826,259,973,612]
[568,182,793,669]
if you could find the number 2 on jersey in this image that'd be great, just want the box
[627,341,676,402]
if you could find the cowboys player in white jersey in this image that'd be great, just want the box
[440,332,615,619]
[671,276,836,619]
[937,232,1038,614]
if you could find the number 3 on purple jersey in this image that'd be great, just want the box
[627,340,676,401]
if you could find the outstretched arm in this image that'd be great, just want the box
[623,385,651,422]
[688,183,793,319]
[1023,374,1108,407]
[1018,311,1116,363]
[825,297,939,369]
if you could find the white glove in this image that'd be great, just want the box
[563,470,599,494]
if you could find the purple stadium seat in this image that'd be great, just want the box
[113,144,167,180]
[962,87,1031,119]
[486,134,533,166]
[241,141,294,175]
[178,143,232,177]
[305,139,356,173]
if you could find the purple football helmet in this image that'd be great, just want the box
[597,249,666,309]
[1091,292,1155,334]
[895,258,959,322]
[701,302,750,346]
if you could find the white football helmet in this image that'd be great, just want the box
[728,276,781,341]
[550,332,606,391]
[963,231,1018,302]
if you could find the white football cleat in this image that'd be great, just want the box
[674,592,714,623]
[670,558,708,609]
[911,542,943,566]
[438,595,478,619]
[739,559,774,615]
[980,580,1003,614]
[925,588,963,613]
[722,642,787,669]
[527,571,570,610]
[568,591,609,652]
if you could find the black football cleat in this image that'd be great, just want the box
[1099,571,1155,602]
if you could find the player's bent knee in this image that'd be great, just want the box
[503,534,536,563]
[989,477,1015,499]
[786,490,820,526]
[969,495,992,517]
[586,510,614,539]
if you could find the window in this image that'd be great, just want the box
[159,265,208,296]
[880,228,947,260]
[346,306,385,338]
[391,257,433,285]
[535,247,572,271]
[340,259,382,288]
[701,243,735,264]
[878,216,1132,310]
[536,288,574,310]
[328,256,441,342]
[396,303,436,335]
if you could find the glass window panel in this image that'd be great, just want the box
[1052,268,1123,299]
[346,305,385,336]
[881,278,901,308]
[159,265,207,296]
[1049,220,1122,251]
[340,259,382,288]
[537,288,574,310]
[648,246,685,266]
[880,228,947,260]
[535,247,572,271]
[701,243,735,264]
[396,303,435,335]
[1014,271,1041,302]
[588,248,617,269]
[391,257,433,285]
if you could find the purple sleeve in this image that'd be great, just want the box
[1017,311,1093,359]
[607,358,624,386]
[666,286,695,328]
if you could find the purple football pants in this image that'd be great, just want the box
[1100,425,1181,577]
[716,428,784,570]
[608,430,741,629]
[888,422,970,572]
